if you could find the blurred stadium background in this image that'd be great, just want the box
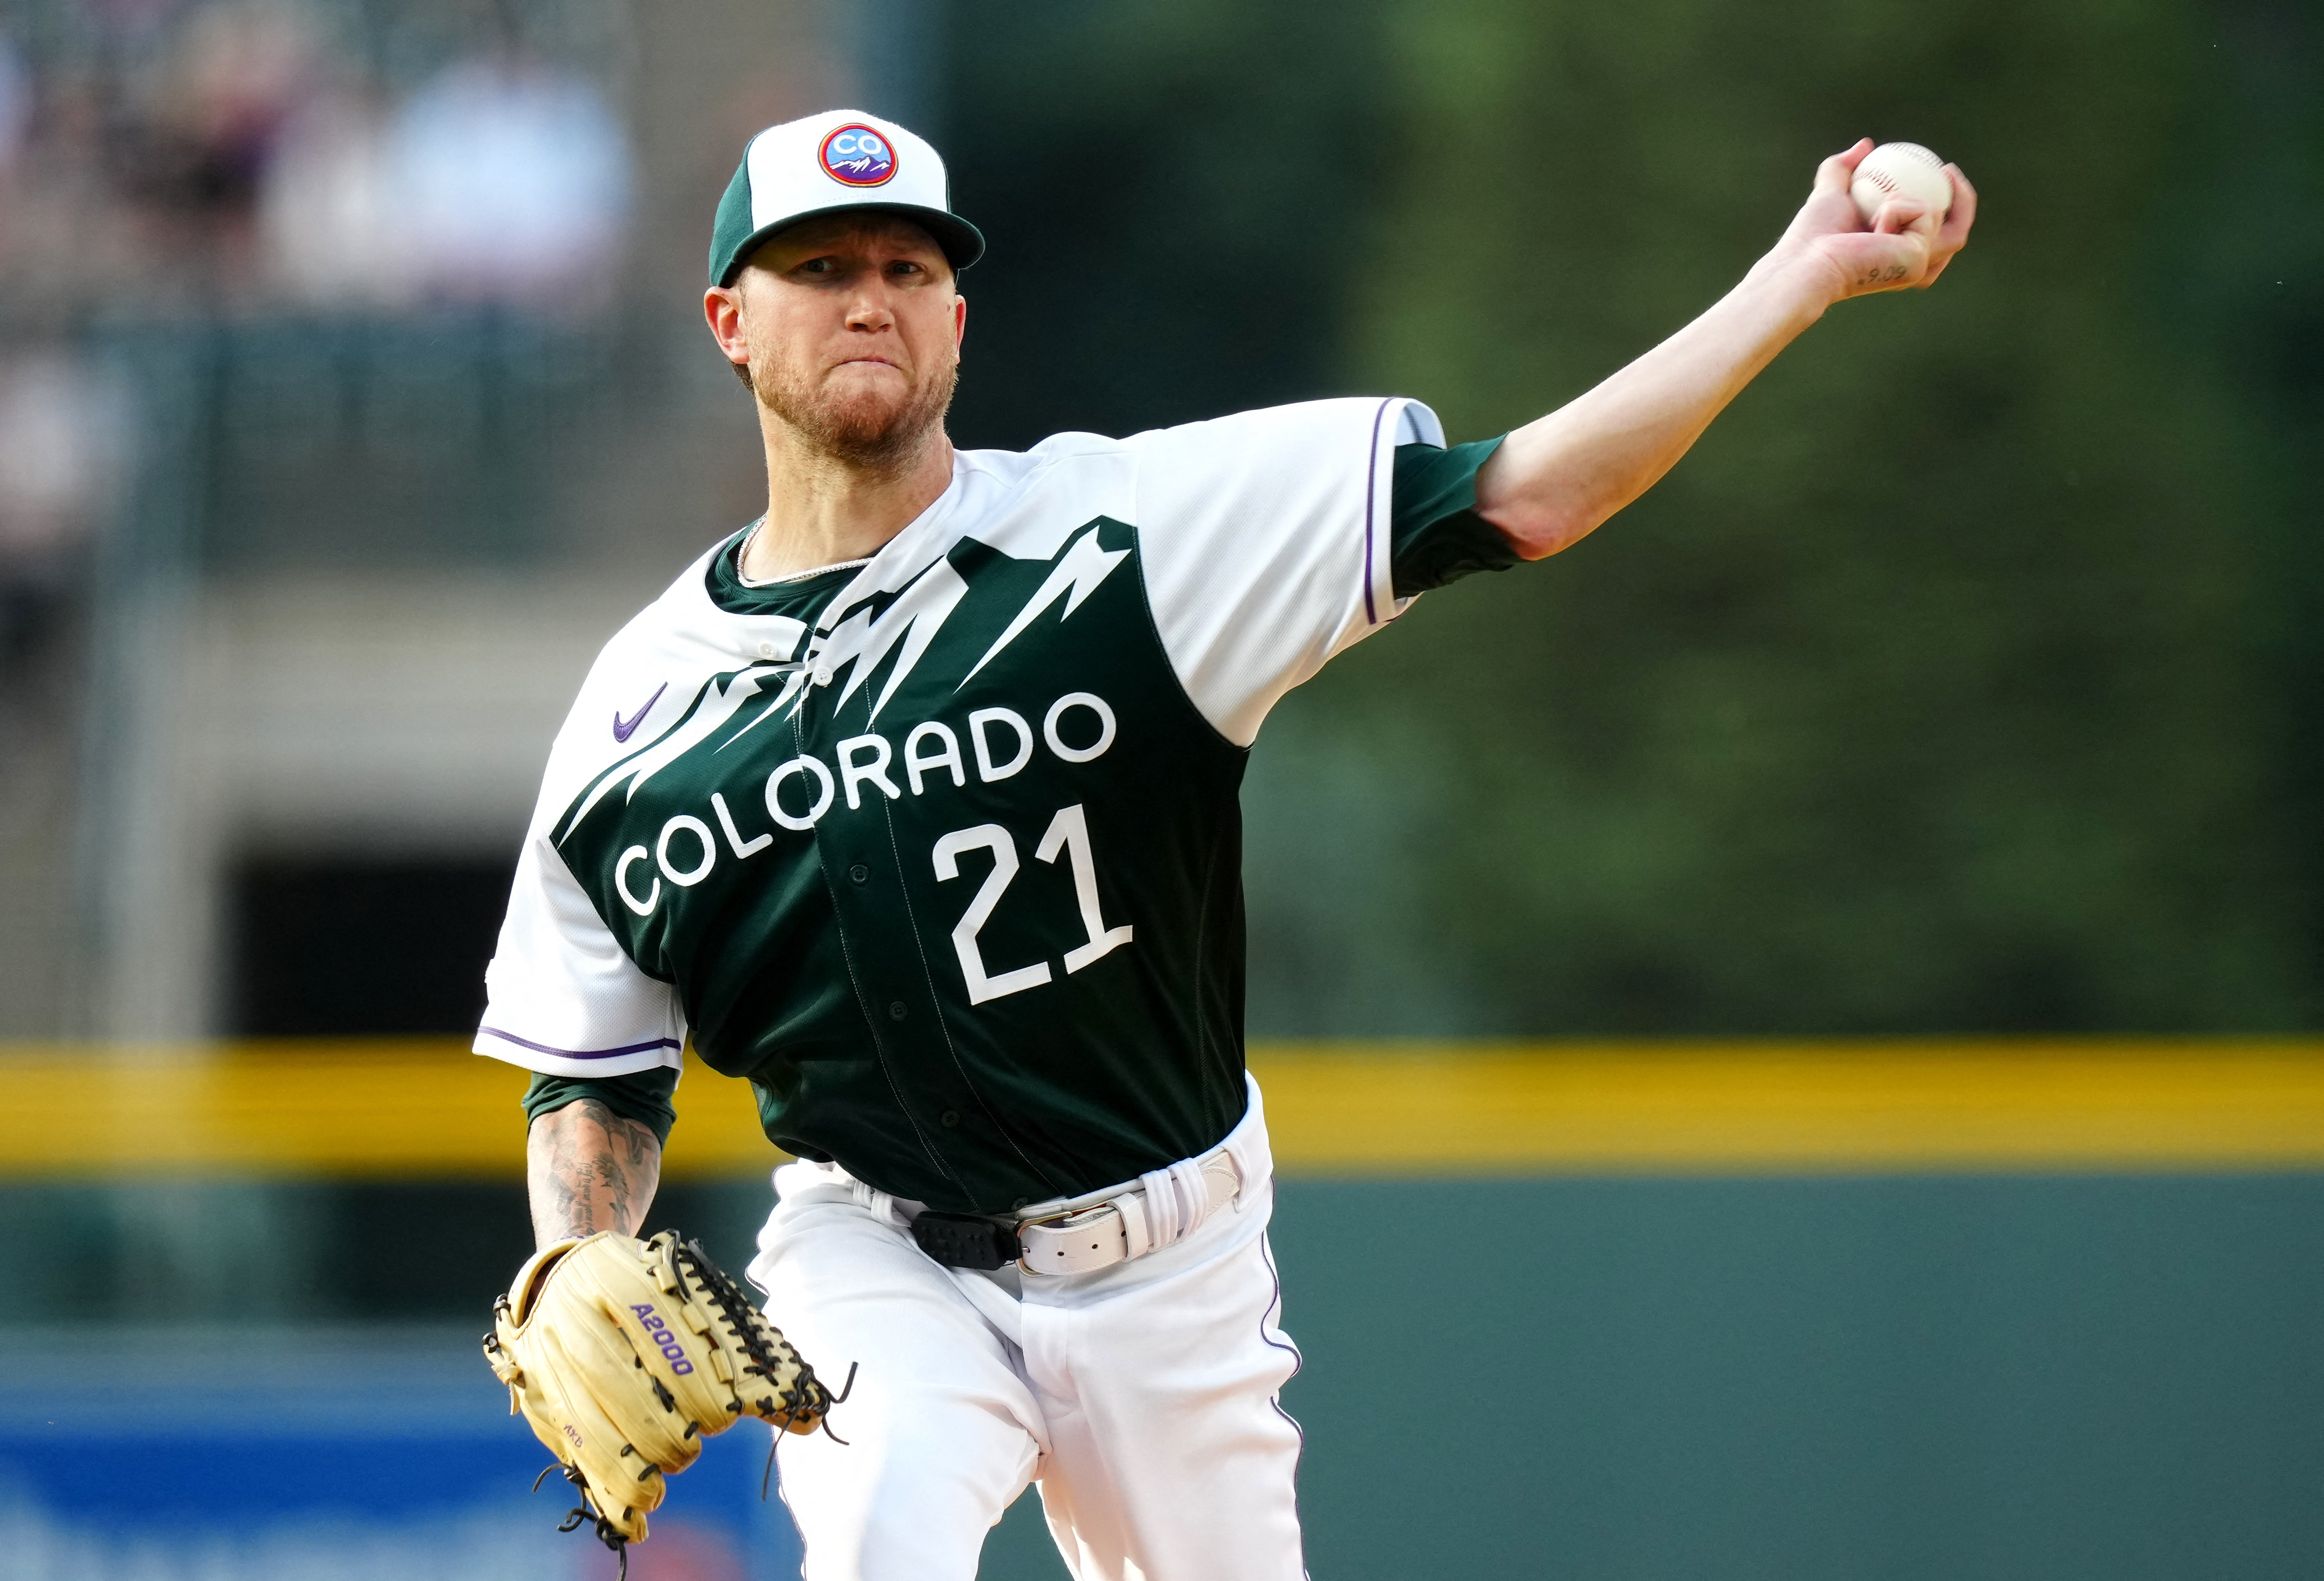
[0,0,2320,1576]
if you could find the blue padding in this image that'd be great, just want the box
[0,1327,805,1581]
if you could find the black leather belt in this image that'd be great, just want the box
[910,1212,1020,1271]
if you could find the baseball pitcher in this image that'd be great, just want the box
[476,109,1975,1580]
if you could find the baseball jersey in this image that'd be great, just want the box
[477,397,1502,1214]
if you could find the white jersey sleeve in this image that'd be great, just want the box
[473,624,689,1081]
[1127,396,1444,746]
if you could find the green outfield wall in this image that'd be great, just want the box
[981,1177,2324,1581]
[3,1169,2317,1578]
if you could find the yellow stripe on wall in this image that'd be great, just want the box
[5,1040,2324,1180]
[1253,1043,2324,1174]
[0,1042,768,1181]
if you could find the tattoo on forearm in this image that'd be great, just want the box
[530,1099,662,1245]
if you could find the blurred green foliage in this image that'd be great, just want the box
[942,0,1391,444]
[945,0,2323,1035]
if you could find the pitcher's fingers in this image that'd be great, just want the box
[1918,242,1957,288]
[1873,196,1937,237]
[1816,139,1874,195]
[1937,165,1978,247]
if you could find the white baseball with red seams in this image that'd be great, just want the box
[1850,142,1953,228]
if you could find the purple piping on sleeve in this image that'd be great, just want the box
[478,1027,682,1061]
[1361,399,1390,627]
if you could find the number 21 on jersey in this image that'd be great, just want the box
[932,803,1134,1005]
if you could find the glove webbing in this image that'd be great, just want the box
[674,1236,845,1438]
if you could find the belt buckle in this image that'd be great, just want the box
[1015,1202,1127,1277]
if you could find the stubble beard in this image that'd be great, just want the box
[753,347,958,476]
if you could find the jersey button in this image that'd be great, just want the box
[940,1109,960,1128]
[888,1001,908,1021]
[849,863,870,884]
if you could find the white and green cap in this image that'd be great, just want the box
[708,109,985,286]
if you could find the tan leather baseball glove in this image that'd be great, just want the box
[482,1230,844,1569]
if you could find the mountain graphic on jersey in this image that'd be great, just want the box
[556,516,1135,854]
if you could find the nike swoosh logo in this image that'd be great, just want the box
[612,682,667,743]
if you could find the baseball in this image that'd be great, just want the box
[1851,142,1953,229]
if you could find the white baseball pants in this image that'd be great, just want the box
[746,1079,1305,1581]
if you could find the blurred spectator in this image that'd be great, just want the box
[0,32,31,176]
[0,348,126,660]
[260,87,411,307]
[0,72,132,327]
[0,6,634,324]
[387,57,632,308]
[111,0,327,303]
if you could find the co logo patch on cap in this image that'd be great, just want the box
[819,124,897,187]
